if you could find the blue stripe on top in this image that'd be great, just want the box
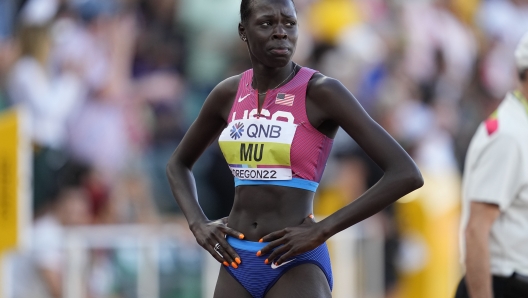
[234,177,319,192]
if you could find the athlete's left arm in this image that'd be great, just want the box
[260,76,423,265]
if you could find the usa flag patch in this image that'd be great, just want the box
[275,93,295,106]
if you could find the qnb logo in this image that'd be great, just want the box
[247,124,281,138]
[230,122,245,139]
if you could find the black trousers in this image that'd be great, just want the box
[455,274,528,298]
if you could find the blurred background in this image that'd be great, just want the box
[0,0,527,297]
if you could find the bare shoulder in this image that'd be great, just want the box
[204,74,243,121]
[306,73,350,103]
[305,72,361,113]
[303,72,361,136]
[209,74,243,105]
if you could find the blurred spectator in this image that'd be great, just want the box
[7,18,86,211]
[7,22,85,149]
[401,0,477,104]
[64,10,142,181]
[133,63,187,214]
[134,0,186,76]
[477,0,528,98]
[13,187,91,298]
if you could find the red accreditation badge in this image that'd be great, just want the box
[485,111,498,135]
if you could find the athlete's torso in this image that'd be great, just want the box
[219,67,334,240]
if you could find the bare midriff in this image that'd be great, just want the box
[228,185,315,241]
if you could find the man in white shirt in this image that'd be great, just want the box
[455,32,528,297]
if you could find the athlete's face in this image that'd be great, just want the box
[239,0,298,68]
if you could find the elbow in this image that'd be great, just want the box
[166,153,190,181]
[165,163,173,180]
[165,155,179,180]
[412,170,425,190]
[402,167,424,191]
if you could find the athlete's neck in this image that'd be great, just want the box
[251,62,296,93]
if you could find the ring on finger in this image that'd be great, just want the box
[213,243,223,258]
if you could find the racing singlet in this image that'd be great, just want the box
[218,67,333,192]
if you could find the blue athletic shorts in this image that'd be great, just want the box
[225,236,333,298]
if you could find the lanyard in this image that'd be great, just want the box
[513,90,528,115]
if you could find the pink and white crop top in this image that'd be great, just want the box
[218,67,333,192]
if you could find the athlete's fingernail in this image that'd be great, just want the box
[239,234,245,239]
[259,239,263,243]
[223,261,229,267]
[231,262,238,269]
[235,257,241,264]
[264,259,269,265]
[309,214,314,219]
[256,251,261,257]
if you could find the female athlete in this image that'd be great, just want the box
[166,0,424,297]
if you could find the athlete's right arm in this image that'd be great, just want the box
[166,75,244,268]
